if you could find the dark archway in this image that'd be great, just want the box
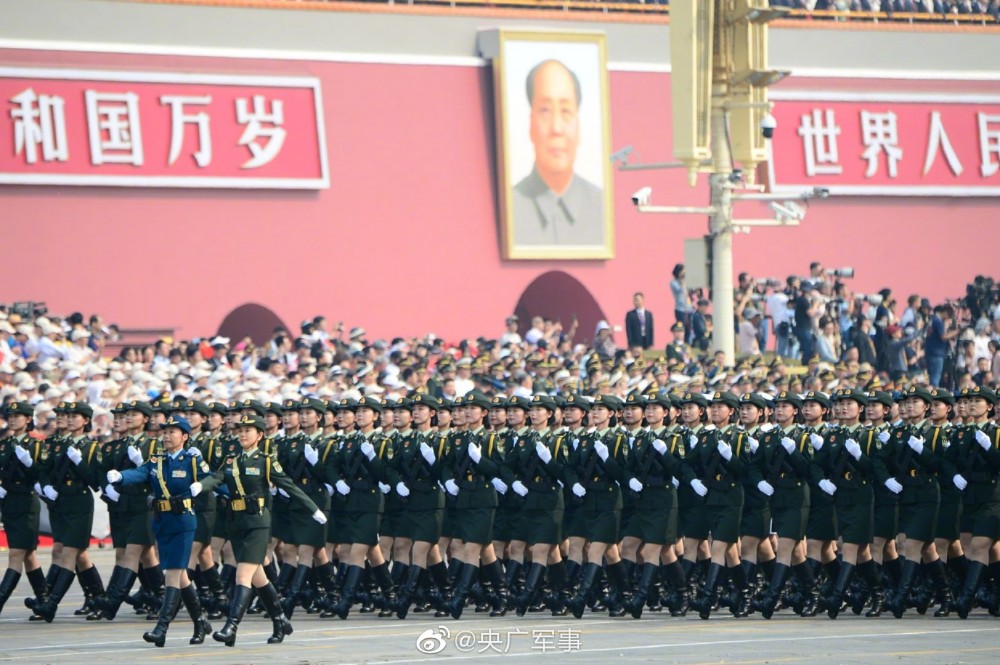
[217,303,289,347]
[513,271,607,347]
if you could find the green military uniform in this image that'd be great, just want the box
[325,397,386,546]
[803,392,838,542]
[738,394,771,540]
[0,417,43,551]
[282,400,330,549]
[215,418,320,564]
[885,387,941,544]
[676,392,709,540]
[564,396,625,545]
[866,391,900,542]
[99,424,158,549]
[757,411,812,540]
[41,406,102,550]
[928,390,962,541]
[820,390,874,546]
[945,388,1000,540]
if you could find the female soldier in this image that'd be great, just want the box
[108,416,219,646]
[211,416,327,646]
[0,402,46,616]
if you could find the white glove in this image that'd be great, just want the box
[15,445,33,467]
[491,478,508,494]
[690,479,708,497]
[43,485,59,501]
[33,482,43,495]
[747,436,759,454]
[809,433,824,451]
[419,441,435,465]
[672,477,680,489]
[975,430,991,451]
[278,488,289,498]
[335,480,351,495]
[396,482,410,497]
[628,478,643,493]
[845,439,863,461]
[468,443,482,464]
[652,439,668,455]
[760,424,774,433]
[312,509,328,524]
[535,441,552,464]
[884,478,903,494]
[0,486,7,499]
[572,482,587,497]
[716,440,733,461]
[594,440,609,462]
[360,441,376,461]
[127,445,144,466]
[378,482,391,494]
[953,474,968,491]
[878,430,891,444]
[512,480,528,496]
[324,483,334,495]
[304,443,319,466]
[189,482,202,497]
[757,480,775,497]
[818,479,837,496]
[66,446,83,465]
[107,469,123,484]
[269,486,278,496]
[781,437,796,454]
[689,434,699,449]
[103,485,120,502]
[907,436,924,455]
[188,446,202,458]
[445,479,459,496]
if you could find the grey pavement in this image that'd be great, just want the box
[1,548,998,664]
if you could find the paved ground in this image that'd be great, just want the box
[1,549,999,664]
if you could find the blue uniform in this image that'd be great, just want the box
[119,449,219,569]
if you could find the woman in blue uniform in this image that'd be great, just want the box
[108,416,220,647]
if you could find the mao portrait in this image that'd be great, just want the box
[492,32,614,260]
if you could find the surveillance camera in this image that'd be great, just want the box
[632,187,652,206]
[812,186,830,199]
[769,200,805,222]
[760,113,777,139]
[610,146,634,165]
[728,169,743,184]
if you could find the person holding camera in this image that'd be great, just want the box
[106,416,220,647]
[927,304,960,387]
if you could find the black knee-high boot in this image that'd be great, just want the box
[694,563,723,620]
[143,586,182,647]
[482,560,508,617]
[757,563,790,620]
[212,585,253,646]
[257,582,293,644]
[328,565,363,620]
[955,561,985,619]
[625,563,658,619]
[826,562,855,619]
[180,584,212,645]
[515,562,545,617]
[35,566,76,623]
[0,569,21,616]
[447,563,478,620]
[396,565,423,620]
[663,561,690,617]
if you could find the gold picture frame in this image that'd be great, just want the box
[490,30,615,260]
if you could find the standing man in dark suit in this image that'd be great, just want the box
[625,292,655,350]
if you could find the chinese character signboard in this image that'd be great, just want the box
[1,67,329,189]
[766,91,1000,196]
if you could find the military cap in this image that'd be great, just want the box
[773,390,802,409]
[623,392,646,408]
[561,394,591,411]
[65,401,94,418]
[530,393,557,411]
[867,391,895,408]
[802,390,831,409]
[239,399,267,416]
[162,415,192,435]
[125,400,153,417]
[739,392,768,410]
[54,401,68,414]
[262,401,284,416]
[386,397,412,411]
[110,402,127,415]
[411,393,440,410]
[438,396,455,410]
[643,392,672,409]
[282,398,300,411]
[183,399,210,417]
[355,395,383,413]
[670,321,685,332]
[680,392,709,408]
[553,395,569,409]
[6,401,34,417]
[965,385,996,404]
[833,387,869,406]
[236,415,266,432]
[336,397,359,411]
[592,394,622,410]
[464,390,492,410]
[296,397,327,414]
[206,402,228,416]
[488,395,509,410]
[927,388,955,406]
[437,360,456,372]
[451,395,465,408]
[903,385,934,404]
[710,390,740,409]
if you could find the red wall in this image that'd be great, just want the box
[1,47,996,343]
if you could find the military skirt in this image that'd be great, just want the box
[0,492,40,551]
[622,485,677,545]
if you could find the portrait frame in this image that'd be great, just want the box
[490,30,615,261]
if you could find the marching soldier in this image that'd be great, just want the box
[735,392,773,617]
[0,402,46,616]
[677,392,711,582]
[211,416,327,646]
[108,416,220,647]
[929,389,964,616]
[866,389,899,613]
[802,390,837,611]
[555,394,589,603]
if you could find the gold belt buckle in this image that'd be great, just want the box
[157,500,171,512]
[592,476,599,482]
[181,499,192,510]
[844,471,853,481]
[466,474,474,482]
[231,498,246,511]
[909,469,917,477]
[715,474,722,481]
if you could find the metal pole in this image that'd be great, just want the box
[709,83,735,366]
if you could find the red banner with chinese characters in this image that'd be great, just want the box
[0,67,328,189]
[766,91,1000,196]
